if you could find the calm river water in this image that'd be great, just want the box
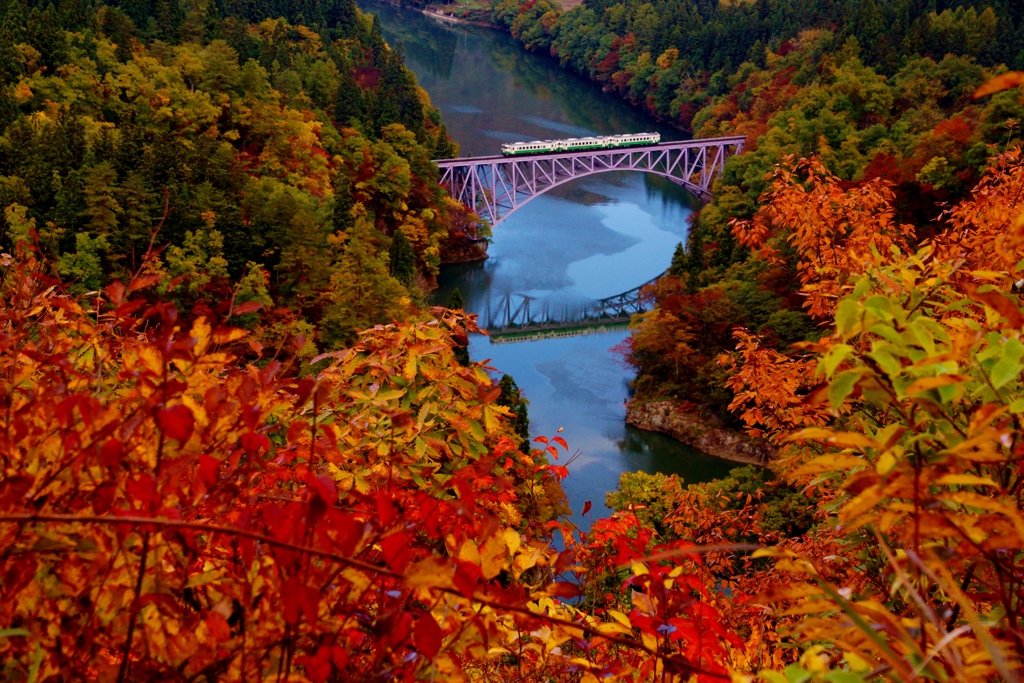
[360,3,737,524]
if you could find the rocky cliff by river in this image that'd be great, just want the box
[626,400,775,466]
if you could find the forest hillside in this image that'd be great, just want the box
[494,0,1024,422]
[0,0,480,359]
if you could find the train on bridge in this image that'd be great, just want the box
[501,132,660,157]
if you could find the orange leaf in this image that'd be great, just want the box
[904,375,966,396]
[231,301,263,317]
[974,72,1024,99]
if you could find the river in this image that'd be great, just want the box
[360,3,737,525]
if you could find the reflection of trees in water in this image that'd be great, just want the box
[363,3,459,79]
[434,259,494,315]
[485,40,678,139]
[643,175,703,213]
[617,426,737,484]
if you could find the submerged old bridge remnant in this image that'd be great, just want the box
[435,135,745,228]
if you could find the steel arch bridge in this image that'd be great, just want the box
[435,135,745,228]
[483,274,660,343]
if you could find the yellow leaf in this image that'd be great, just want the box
[838,485,883,527]
[936,474,999,488]
[792,454,866,476]
[630,560,648,576]
[641,631,658,652]
[876,449,898,474]
[212,327,248,344]
[608,610,632,629]
[785,427,837,442]
[190,316,212,357]
[596,622,632,636]
[825,432,881,449]
[404,352,418,382]
[138,344,164,376]
[503,528,521,556]
[405,556,455,590]
[479,533,507,580]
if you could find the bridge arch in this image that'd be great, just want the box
[435,136,745,229]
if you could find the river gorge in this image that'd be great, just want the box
[359,2,739,524]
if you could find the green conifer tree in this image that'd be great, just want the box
[447,288,470,366]
[667,241,686,278]
[497,374,530,452]
[388,228,415,285]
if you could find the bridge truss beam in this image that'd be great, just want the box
[436,136,745,228]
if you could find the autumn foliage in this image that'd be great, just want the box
[0,237,750,681]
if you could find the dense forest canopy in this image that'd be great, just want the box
[0,0,477,358]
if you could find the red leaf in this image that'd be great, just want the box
[552,436,568,451]
[126,474,158,509]
[156,405,194,443]
[0,475,33,511]
[100,439,124,468]
[413,612,445,660]
[381,532,412,572]
[231,300,263,317]
[282,580,320,626]
[377,490,397,528]
[104,281,126,306]
[453,560,482,598]
[293,378,316,406]
[533,436,549,444]
[205,612,231,641]
[581,500,592,516]
[240,431,270,454]
[93,481,117,514]
[300,646,333,683]
[113,299,147,320]
[330,646,349,669]
[198,455,219,488]
[309,476,337,505]
[128,273,163,292]
[546,582,582,599]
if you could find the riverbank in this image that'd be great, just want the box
[625,400,775,466]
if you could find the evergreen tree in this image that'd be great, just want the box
[667,241,686,278]
[332,170,355,233]
[29,4,67,71]
[202,0,226,42]
[388,227,415,285]
[497,374,530,452]
[334,56,364,126]
[368,15,387,69]
[447,288,470,366]
[325,0,356,36]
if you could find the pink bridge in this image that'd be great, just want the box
[434,135,746,227]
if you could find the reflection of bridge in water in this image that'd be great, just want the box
[483,275,659,344]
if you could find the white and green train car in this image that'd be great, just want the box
[500,132,660,156]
